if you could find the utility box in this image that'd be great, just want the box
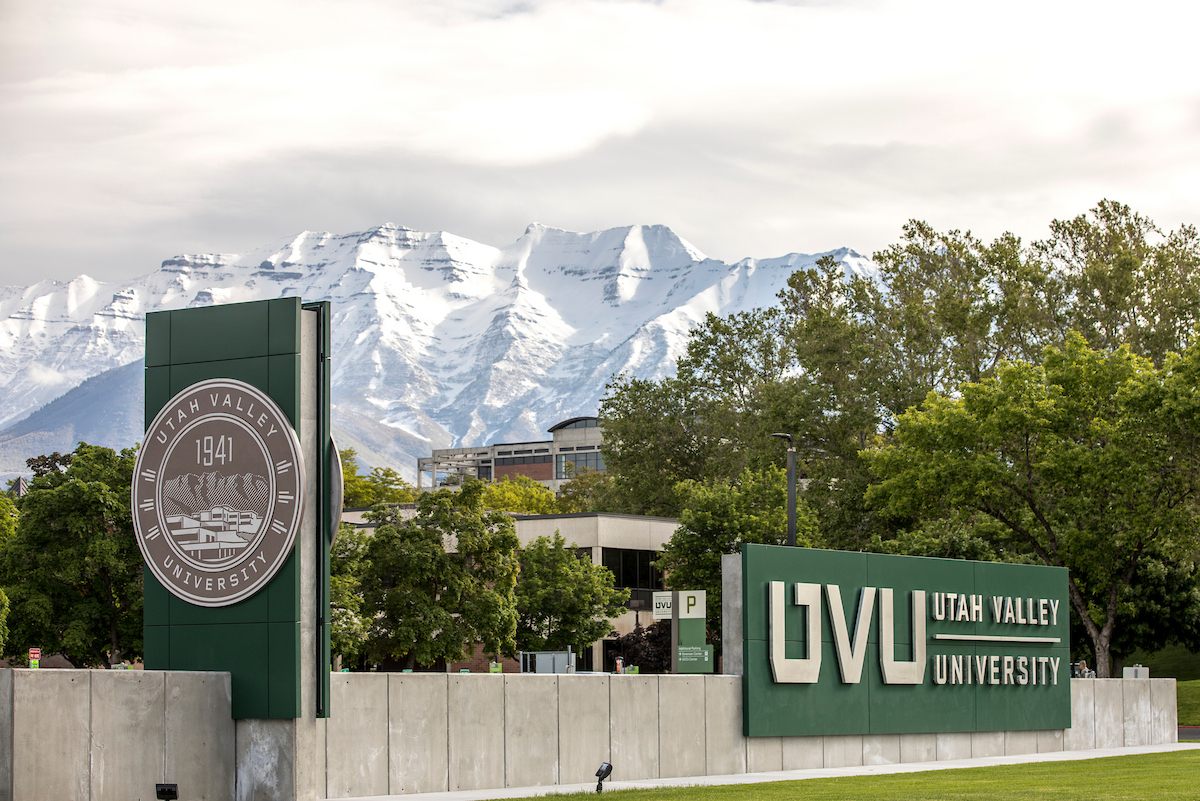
[520,648,575,674]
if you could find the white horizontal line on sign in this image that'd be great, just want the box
[934,634,1062,644]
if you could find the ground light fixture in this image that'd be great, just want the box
[155,784,179,800]
[595,762,613,793]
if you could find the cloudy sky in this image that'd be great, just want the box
[2,0,1198,285]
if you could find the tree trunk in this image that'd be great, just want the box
[1092,636,1112,678]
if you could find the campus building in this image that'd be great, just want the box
[415,416,604,492]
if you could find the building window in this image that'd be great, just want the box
[478,465,492,480]
[561,419,599,429]
[601,548,662,591]
[601,547,663,609]
[556,451,605,479]
[496,455,552,466]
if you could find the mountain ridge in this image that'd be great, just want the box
[0,223,874,478]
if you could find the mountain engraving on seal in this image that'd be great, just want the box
[161,471,270,563]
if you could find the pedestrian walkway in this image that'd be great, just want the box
[345,742,1200,801]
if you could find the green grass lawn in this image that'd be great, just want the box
[518,751,1200,801]
[1178,679,1200,727]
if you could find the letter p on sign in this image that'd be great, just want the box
[679,590,706,619]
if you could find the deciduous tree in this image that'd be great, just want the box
[361,482,520,668]
[515,533,628,653]
[656,466,818,647]
[481,475,559,515]
[1,444,142,667]
[868,335,1200,675]
[340,448,415,507]
[329,522,370,668]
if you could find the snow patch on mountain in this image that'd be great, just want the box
[0,223,875,477]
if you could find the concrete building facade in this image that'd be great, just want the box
[416,417,604,493]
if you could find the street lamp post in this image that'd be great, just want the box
[770,433,796,547]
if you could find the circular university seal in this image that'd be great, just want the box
[132,379,306,607]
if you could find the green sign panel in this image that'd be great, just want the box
[677,645,714,673]
[141,298,333,720]
[740,544,1070,737]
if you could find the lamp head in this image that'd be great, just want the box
[596,762,613,780]
[770,432,793,446]
[155,785,179,801]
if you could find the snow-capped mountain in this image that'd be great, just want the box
[0,223,873,478]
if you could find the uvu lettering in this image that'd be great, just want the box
[933,654,1060,686]
[929,592,1059,626]
[769,582,926,686]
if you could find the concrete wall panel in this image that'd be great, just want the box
[971,731,1004,758]
[1065,679,1095,751]
[447,675,505,791]
[1036,729,1064,753]
[1121,678,1150,747]
[899,733,936,763]
[326,673,388,799]
[721,553,743,677]
[91,670,166,801]
[704,676,746,776]
[746,738,780,773]
[862,734,899,765]
[1003,730,1038,756]
[659,677,706,779]
[388,673,448,795]
[557,675,609,786]
[13,670,90,801]
[1093,679,1124,749]
[936,732,972,761]
[235,718,294,801]
[166,671,235,801]
[1150,679,1177,745]
[823,735,862,768]
[782,737,824,770]
[610,676,659,780]
[0,670,12,801]
[505,675,558,787]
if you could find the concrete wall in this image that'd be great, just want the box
[1064,678,1178,751]
[0,670,1178,800]
[0,669,234,801]
[319,673,1178,796]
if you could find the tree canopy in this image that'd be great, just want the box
[360,481,520,668]
[867,334,1200,675]
[480,474,561,514]
[514,532,628,653]
[1,443,143,667]
[655,466,819,647]
[329,522,371,668]
[340,448,416,508]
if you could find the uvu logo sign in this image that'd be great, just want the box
[769,584,1064,688]
[133,379,305,607]
[740,545,1071,737]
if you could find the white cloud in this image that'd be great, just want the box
[1,0,1199,281]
